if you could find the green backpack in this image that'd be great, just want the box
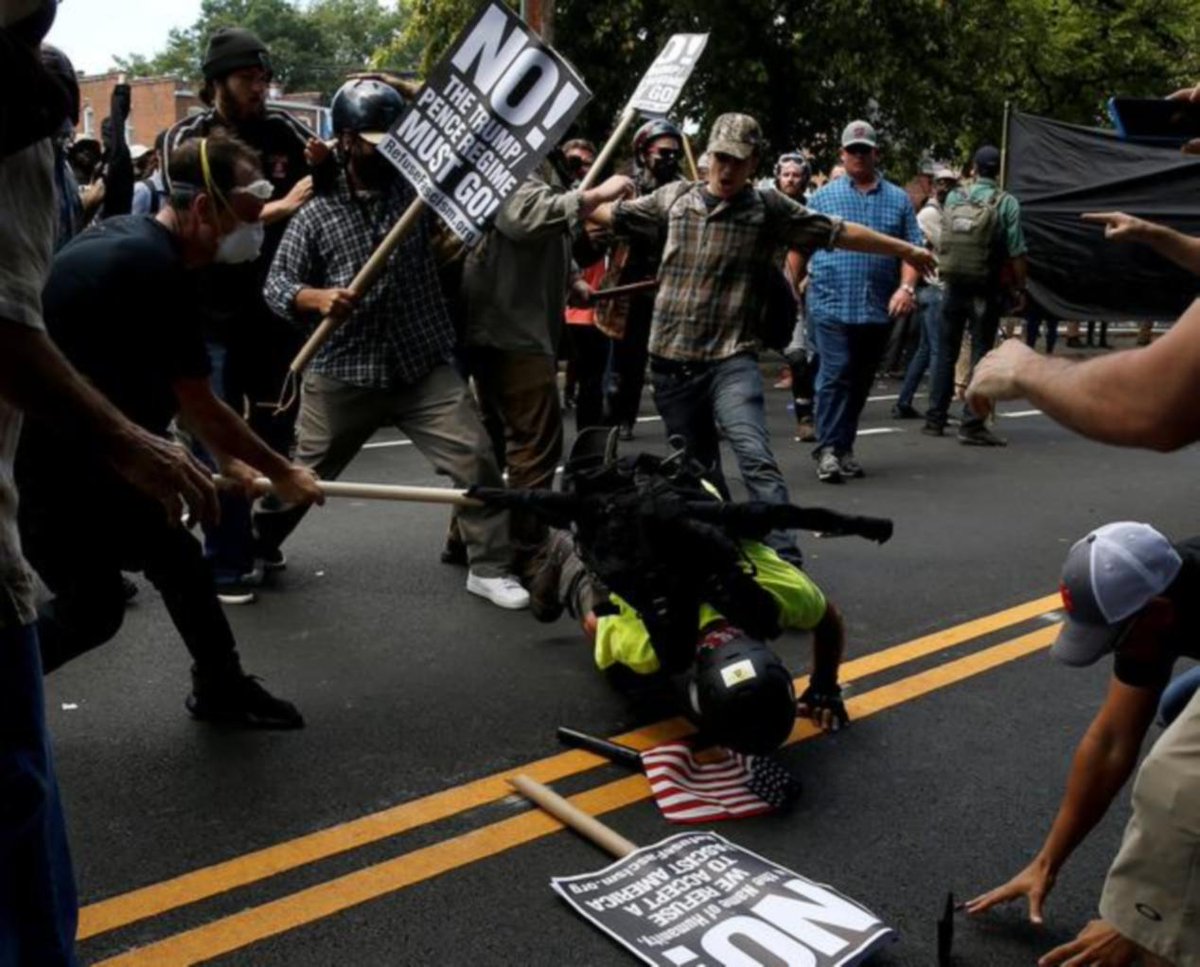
[937,189,1005,284]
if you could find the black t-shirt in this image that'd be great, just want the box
[40,215,210,435]
[1113,536,1200,689]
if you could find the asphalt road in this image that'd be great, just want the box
[45,350,1200,966]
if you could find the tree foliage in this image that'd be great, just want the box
[380,0,1200,174]
[112,0,1200,173]
[114,0,412,97]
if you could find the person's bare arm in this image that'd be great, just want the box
[261,175,314,225]
[965,678,1158,923]
[966,298,1200,450]
[797,602,848,733]
[1082,212,1200,276]
[0,321,219,524]
[173,377,323,507]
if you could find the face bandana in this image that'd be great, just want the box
[199,138,268,263]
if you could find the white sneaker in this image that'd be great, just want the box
[466,572,530,610]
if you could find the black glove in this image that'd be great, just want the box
[797,681,849,730]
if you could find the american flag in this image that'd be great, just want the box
[640,741,800,824]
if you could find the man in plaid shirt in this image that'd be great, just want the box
[592,114,933,563]
[805,120,925,483]
[257,80,529,610]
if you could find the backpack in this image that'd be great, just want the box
[937,189,1005,284]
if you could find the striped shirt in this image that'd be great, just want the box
[612,183,840,361]
[263,174,455,389]
[806,175,922,325]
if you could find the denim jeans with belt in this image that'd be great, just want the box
[649,352,801,564]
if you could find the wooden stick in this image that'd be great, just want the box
[579,107,638,191]
[509,775,638,858]
[285,196,427,381]
[214,475,481,508]
[682,131,700,181]
[588,278,658,302]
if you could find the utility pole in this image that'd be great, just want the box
[520,0,554,43]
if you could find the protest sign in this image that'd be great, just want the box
[377,0,590,245]
[579,32,709,190]
[552,831,896,966]
[627,34,709,117]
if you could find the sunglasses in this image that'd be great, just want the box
[564,154,593,172]
[844,144,874,156]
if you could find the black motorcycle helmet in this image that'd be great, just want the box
[330,79,405,143]
[632,118,683,161]
[688,625,796,755]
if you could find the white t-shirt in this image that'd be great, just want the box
[0,139,55,627]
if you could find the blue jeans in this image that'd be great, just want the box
[193,340,255,582]
[0,623,78,967]
[1160,665,1200,727]
[897,286,944,409]
[926,283,1001,431]
[812,319,891,455]
[650,353,801,563]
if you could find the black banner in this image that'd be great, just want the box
[1007,110,1200,322]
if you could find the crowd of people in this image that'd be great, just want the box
[2,2,1197,964]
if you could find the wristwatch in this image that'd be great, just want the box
[900,283,916,296]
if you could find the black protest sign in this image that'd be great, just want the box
[552,831,896,966]
[378,0,590,245]
[627,34,709,117]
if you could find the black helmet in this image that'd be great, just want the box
[331,80,405,142]
[688,626,796,755]
[632,118,682,160]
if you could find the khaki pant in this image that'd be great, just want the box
[1100,689,1200,966]
[255,365,512,577]
[462,348,563,573]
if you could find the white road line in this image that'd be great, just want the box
[857,427,903,436]
[1000,410,1043,419]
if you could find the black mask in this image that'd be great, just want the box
[647,150,681,185]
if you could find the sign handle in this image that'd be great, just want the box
[214,475,481,508]
[276,196,428,410]
[578,107,639,192]
[510,775,638,858]
[682,131,700,181]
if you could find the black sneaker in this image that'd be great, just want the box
[891,403,922,419]
[958,426,1007,447]
[921,422,945,437]
[257,546,287,572]
[838,451,865,478]
[186,671,304,729]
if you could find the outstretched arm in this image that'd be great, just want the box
[967,298,1200,450]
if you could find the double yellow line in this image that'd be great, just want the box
[86,593,1061,966]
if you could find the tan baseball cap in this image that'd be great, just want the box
[841,120,878,148]
[707,113,763,160]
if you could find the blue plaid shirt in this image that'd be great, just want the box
[805,176,922,325]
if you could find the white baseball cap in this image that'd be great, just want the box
[1052,522,1182,667]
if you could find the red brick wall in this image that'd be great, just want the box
[76,73,183,148]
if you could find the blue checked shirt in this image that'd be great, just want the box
[263,174,456,389]
[805,176,922,325]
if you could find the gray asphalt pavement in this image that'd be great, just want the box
[47,353,1200,966]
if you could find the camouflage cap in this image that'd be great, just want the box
[707,113,763,161]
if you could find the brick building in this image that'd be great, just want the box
[75,72,329,148]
